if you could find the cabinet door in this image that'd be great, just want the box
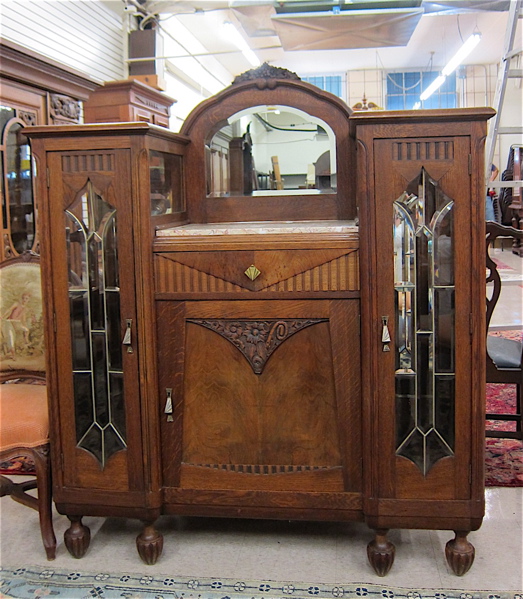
[372,136,472,501]
[157,298,362,511]
[46,150,144,497]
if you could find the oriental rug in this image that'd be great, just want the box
[0,565,520,599]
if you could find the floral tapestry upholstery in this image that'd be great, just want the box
[0,261,45,373]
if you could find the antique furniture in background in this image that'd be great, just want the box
[0,39,98,263]
[485,221,523,439]
[497,145,523,257]
[0,252,55,559]
[26,68,493,576]
[83,79,176,128]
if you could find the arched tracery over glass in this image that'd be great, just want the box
[393,167,455,475]
[65,179,126,467]
[1,107,37,259]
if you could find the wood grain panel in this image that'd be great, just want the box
[181,321,341,470]
[164,487,363,512]
[154,250,359,293]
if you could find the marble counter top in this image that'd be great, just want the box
[156,220,358,237]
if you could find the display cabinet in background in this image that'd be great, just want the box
[0,39,98,262]
[26,67,493,576]
[83,79,176,129]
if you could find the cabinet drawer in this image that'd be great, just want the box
[155,248,360,295]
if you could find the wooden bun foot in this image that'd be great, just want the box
[64,516,91,559]
[445,531,475,576]
[136,521,163,565]
[367,529,395,576]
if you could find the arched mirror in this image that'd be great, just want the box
[206,105,336,197]
[1,111,36,257]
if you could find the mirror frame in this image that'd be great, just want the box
[180,65,354,224]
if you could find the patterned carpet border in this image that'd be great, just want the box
[0,565,521,599]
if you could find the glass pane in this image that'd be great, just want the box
[434,375,455,447]
[6,122,35,254]
[66,212,88,289]
[66,180,127,467]
[73,372,94,441]
[416,332,433,433]
[394,168,455,475]
[0,106,16,133]
[88,234,104,330]
[80,425,103,465]
[92,331,109,428]
[150,151,184,215]
[434,288,455,373]
[69,291,90,370]
[106,290,122,371]
[109,372,126,436]
[395,374,415,447]
[104,215,118,289]
[104,426,126,458]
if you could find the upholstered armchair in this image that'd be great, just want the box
[0,252,56,559]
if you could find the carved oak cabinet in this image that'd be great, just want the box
[26,68,493,576]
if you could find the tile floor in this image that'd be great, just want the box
[0,486,522,591]
[1,248,522,592]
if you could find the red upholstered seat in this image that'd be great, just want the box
[0,384,48,450]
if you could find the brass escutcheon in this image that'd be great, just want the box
[244,265,261,281]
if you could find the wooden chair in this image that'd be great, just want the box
[0,252,56,559]
[485,222,523,439]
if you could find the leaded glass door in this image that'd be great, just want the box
[46,149,144,492]
[373,137,473,500]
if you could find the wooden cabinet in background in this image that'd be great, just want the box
[0,39,98,262]
[26,67,494,576]
[83,79,176,128]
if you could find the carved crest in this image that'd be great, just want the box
[188,318,326,374]
[232,63,301,85]
[50,93,81,122]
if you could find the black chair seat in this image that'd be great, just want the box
[487,335,523,369]
[485,222,523,440]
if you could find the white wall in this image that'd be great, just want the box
[0,0,125,83]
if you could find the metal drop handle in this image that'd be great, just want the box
[381,316,391,352]
[122,319,133,353]
[164,388,173,422]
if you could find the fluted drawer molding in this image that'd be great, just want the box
[154,252,360,293]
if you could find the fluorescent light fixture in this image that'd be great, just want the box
[442,33,481,76]
[419,33,481,102]
[420,74,446,101]
[222,21,260,67]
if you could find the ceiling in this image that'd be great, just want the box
[121,0,517,92]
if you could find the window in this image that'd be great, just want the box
[386,71,457,110]
[302,75,344,100]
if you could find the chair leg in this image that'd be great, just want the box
[32,445,56,560]
[516,384,522,436]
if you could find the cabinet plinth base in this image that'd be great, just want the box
[367,529,395,577]
[445,531,475,576]
[64,516,91,559]
[137,521,164,565]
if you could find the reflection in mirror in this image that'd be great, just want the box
[5,121,35,254]
[149,151,184,215]
[393,168,455,476]
[206,105,336,197]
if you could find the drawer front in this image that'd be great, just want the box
[154,248,359,294]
